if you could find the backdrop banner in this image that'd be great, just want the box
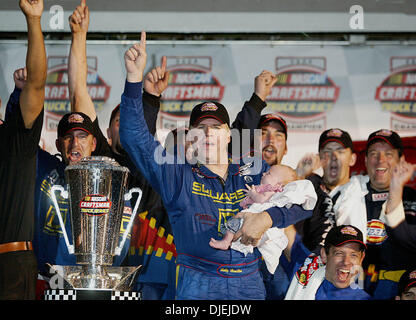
[0,41,415,176]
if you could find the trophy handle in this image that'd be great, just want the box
[50,185,74,255]
[114,187,143,256]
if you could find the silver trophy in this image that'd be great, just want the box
[48,156,142,292]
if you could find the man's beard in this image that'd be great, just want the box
[262,145,279,165]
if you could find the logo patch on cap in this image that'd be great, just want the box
[200,102,218,112]
[410,271,416,280]
[327,129,343,137]
[68,114,85,124]
[375,129,392,137]
[340,226,358,236]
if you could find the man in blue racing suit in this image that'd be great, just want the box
[119,32,314,300]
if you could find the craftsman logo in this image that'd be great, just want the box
[44,56,111,132]
[372,192,389,202]
[79,195,111,216]
[340,226,358,236]
[366,219,388,245]
[375,57,416,132]
[159,56,225,131]
[267,57,340,131]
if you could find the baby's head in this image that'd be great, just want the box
[261,164,297,186]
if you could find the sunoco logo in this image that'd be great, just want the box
[366,219,388,245]
[267,57,340,131]
[44,56,111,132]
[159,56,225,130]
[375,57,416,132]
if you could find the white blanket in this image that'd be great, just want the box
[231,180,317,274]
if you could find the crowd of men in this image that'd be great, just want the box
[0,0,415,301]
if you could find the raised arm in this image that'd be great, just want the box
[382,158,416,251]
[68,0,96,120]
[230,70,277,157]
[385,158,415,216]
[142,56,170,135]
[18,0,46,129]
[232,70,277,131]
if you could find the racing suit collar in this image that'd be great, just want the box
[193,159,241,179]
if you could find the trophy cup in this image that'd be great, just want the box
[44,156,142,300]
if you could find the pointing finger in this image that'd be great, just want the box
[161,56,167,73]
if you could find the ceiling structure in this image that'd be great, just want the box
[0,0,415,41]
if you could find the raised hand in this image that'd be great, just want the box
[390,158,415,191]
[14,67,28,90]
[19,0,43,19]
[18,0,46,129]
[69,0,89,34]
[254,70,278,102]
[386,158,416,216]
[144,56,170,96]
[124,31,147,83]
[296,152,321,179]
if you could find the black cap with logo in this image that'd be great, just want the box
[258,113,288,140]
[324,225,367,252]
[189,101,230,127]
[398,269,416,295]
[366,129,404,157]
[57,112,95,137]
[319,128,354,152]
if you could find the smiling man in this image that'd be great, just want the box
[361,129,416,300]
[285,224,370,300]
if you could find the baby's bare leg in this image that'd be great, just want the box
[209,231,235,250]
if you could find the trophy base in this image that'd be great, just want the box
[43,289,141,300]
[47,264,141,291]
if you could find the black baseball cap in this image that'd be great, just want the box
[57,112,95,137]
[319,128,354,152]
[324,225,367,252]
[398,269,416,295]
[109,104,120,127]
[258,113,288,139]
[366,129,404,157]
[189,101,230,127]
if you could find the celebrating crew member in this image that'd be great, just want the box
[0,0,47,300]
[119,31,313,300]
[67,0,175,300]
